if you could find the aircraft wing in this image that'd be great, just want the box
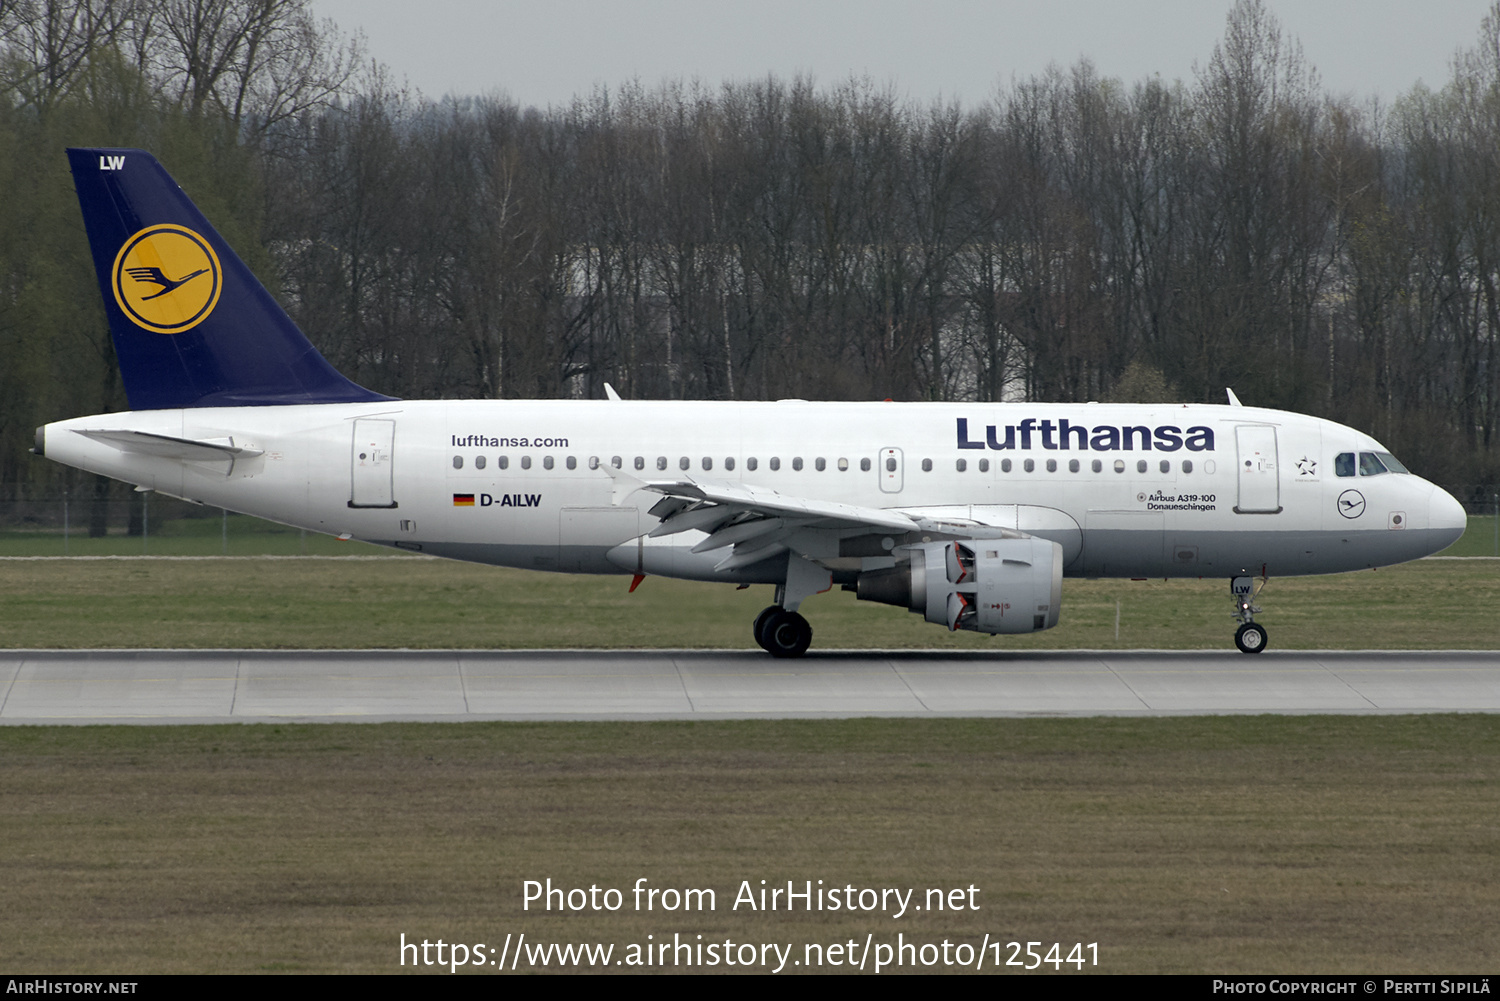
[604,465,918,571]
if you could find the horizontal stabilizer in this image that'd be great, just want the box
[74,428,262,461]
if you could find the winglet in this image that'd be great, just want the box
[604,383,622,401]
[1226,388,1244,407]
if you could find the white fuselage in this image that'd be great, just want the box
[40,400,1466,582]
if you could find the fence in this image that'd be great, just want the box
[0,493,378,556]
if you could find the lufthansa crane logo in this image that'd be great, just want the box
[110,224,222,333]
[1337,489,1367,519]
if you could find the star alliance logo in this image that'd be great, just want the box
[1296,456,1317,476]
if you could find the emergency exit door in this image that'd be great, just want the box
[879,447,904,493]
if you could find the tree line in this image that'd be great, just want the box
[3,0,1500,502]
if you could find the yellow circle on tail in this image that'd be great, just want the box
[111,224,222,333]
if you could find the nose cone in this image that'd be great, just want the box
[1428,485,1467,552]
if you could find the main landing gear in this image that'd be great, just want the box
[753,605,812,658]
[751,556,829,658]
[1231,575,1268,654]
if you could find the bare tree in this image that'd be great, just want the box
[0,0,137,115]
[149,0,359,134]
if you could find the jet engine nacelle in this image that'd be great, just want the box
[856,537,1063,634]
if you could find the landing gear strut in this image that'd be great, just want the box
[753,605,812,658]
[1231,575,1268,654]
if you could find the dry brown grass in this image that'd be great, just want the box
[2,716,1497,973]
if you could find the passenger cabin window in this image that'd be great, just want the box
[861,458,871,472]
[567,456,577,470]
[979,458,990,472]
[956,459,967,472]
[679,456,690,471]
[702,457,712,471]
[1183,460,1193,473]
[725,457,735,471]
[1046,459,1057,472]
[1336,452,1356,477]
[1023,459,1034,472]
[657,456,668,470]
[921,458,933,472]
[610,456,621,468]
[499,456,509,469]
[815,458,826,471]
[747,457,758,471]
[1092,459,1103,473]
[543,456,554,470]
[1068,459,1079,473]
[475,455,486,470]
[1001,459,1012,473]
[634,456,645,470]
[838,458,848,471]
[770,457,781,471]
[452,456,463,469]
[792,457,803,471]
[521,456,532,469]
[885,457,897,472]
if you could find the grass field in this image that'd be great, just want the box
[0,510,390,557]
[3,517,1496,976]
[2,716,1497,974]
[1442,514,1500,556]
[0,553,1496,650]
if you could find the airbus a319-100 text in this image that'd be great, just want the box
[34,149,1468,656]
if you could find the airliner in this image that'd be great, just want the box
[33,148,1468,657]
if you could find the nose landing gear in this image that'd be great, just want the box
[1231,575,1268,653]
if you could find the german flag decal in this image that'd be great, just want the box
[452,494,475,507]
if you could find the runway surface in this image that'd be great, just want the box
[2,649,1498,723]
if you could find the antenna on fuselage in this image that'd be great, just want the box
[1226,388,1244,407]
[604,383,623,401]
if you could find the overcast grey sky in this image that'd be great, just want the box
[313,0,1495,110]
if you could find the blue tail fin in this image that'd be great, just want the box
[67,148,392,410]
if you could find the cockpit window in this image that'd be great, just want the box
[1335,452,1355,477]
[1375,451,1410,474]
[1359,452,1390,476]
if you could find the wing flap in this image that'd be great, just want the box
[605,465,917,534]
[601,464,921,575]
